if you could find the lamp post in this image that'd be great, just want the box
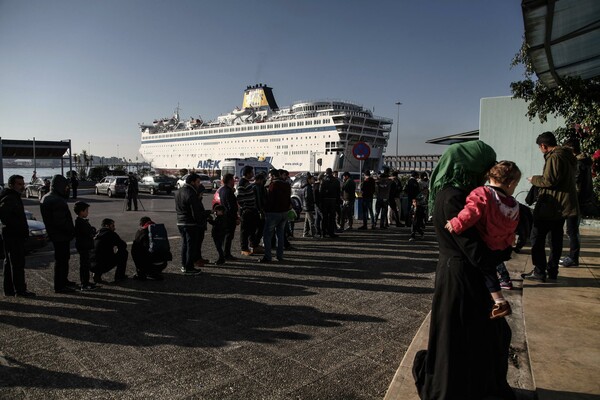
[395,102,402,160]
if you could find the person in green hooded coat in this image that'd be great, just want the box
[413,140,515,400]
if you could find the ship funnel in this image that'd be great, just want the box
[242,84,279,111]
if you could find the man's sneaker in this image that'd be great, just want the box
[251,246,265,254]
[521,269,546,283]
[409,236,416,242]
[133,274,147,281]
[258,257,271,263]
[80,283,98,291]
[490,302,512,319]
[500,281,513,290]
[225,255,238,261]
[241,250,252,256]
[113,275,129,283]
[215,258,225,265]
[357,226,367,230]
[559,256,578,267]
[181,267,202,275]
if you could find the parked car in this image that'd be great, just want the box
[25,210,48,251]
[138,175,173,195]
[176,174,212,192]
[24,177,51,200]
[95,176,128,197]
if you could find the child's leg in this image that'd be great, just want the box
[79,251,91,285]
[213,235,225,261]
[496,262,511,284]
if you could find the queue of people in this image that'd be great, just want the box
[2,131,593,400]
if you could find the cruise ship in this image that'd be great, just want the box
[139,84,392,175]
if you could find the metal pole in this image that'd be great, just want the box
[395,102,402,161]
[33,137,37,173]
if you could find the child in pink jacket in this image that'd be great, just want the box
[445,160,521,319]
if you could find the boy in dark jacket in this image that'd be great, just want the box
[92,218,128,283]
[73,201,97,290]
[209,205,227,265]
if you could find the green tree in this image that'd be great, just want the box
[510,40,600,202]
[89,166,110,182]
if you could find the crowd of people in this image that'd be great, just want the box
[1,130,594,400]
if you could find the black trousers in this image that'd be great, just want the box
[321,198,337,236]
[178,225,199,271]
[223,217,237,257]
[78,249,91,285]
[565,215,581,263]
[92,249,128,279]
[52,240,71,290]
[531,218,565,277]
[240,209,260,251]
[127,195,138,211]
[3,235,27,295]
[213,234,225,260]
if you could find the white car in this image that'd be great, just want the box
[176,173,212,192]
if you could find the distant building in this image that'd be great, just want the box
[384,154,440,173]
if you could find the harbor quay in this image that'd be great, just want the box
[2,190,438,399]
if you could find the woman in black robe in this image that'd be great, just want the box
[413,140,515,400]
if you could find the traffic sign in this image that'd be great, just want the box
[352,141,371,160]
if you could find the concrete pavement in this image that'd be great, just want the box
[384,224,600,400]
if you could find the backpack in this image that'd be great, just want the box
[148,223,173,261]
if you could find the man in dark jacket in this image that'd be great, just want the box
[523,132,579,282]
[126,172,139,211]
[218,173,239,260]
[175,173,204,274]
[259,169,291,263]
[1,175,36,297]
[253,173,267,251]
[388,171,403,227]
[40,174,76,293]
[340,172,356,230]
[302,174,316,237]
[131,216,168,280]
[92,218,128,283]
[319,168,341,238]
[236,166,259,256]
[374,169,391,229]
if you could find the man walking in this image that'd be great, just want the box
[1,175,36,297]
[40,175,76,293]
[358,171,376,230]
[522,132,579,282]
[175,173,204,275]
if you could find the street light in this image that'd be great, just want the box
[395,102,402,167]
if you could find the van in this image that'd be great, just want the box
[220,157,273,182]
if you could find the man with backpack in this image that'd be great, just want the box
[132,216,171,281]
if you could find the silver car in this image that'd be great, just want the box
[95,176,128,197]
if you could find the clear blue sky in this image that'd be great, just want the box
[0,0,526,161]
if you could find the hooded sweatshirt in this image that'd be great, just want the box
[40,175,74,242]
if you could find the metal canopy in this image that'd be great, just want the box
[426,130,479,145]
[522,0,600,87]
[0,139,71,159]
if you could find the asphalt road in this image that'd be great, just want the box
[2,189,438,399]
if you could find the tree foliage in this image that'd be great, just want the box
[511,40,600,205]
[510,41,600,154]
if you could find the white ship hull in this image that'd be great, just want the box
[139,85,391,175]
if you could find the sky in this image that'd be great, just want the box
[0,0,527,161]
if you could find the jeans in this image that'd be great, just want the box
[530,218,565,277]
[565,215,581,263]
[303,210,316,236]
[178,225,199,271]
[78,249,91,285]
[263,212,288,261]
[341,200,355,229]
[224,217,237,257]
[388,197,402,226]
[213,234,225,260]
[362,197,375,226]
